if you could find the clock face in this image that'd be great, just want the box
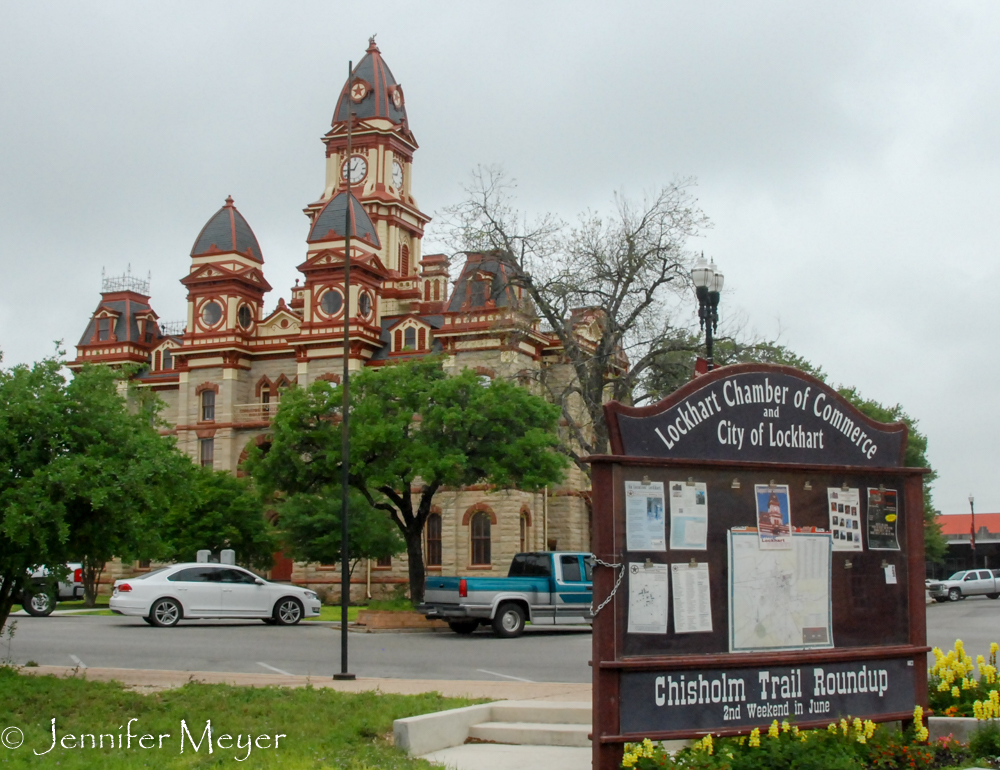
[342,156,367,184]
[392,160,403,189]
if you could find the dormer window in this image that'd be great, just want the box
[404,328,416,349]
[163,349,172,369]
[98,318,110,341]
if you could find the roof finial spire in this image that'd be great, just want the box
[225,195,234,207]
[367,34,378,53]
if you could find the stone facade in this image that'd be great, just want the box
[70,39,593,600]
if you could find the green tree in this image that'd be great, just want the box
[247,358,568,603]
[276,491,403,574]
[159,467,277,571]
[0,360,188,626]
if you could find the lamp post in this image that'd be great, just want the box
[692,255,724,370]
[970,494,976,569]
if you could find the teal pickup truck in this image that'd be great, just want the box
[419,551,593,638]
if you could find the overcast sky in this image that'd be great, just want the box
[1,2,995,514]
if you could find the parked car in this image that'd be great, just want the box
[927,569,1000,602]
[419,551,593,638]
[13,563,84,617]
[109,563,321,627]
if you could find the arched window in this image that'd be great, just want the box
[433,280,440,301]
[471,511,491,565]
[418,328,426,350]
[154,351,161,371]
[426,513,442,567]
[201,390,215,421]
[424,281,431,301]
[400,244,410,276]
[394,329,403,351]
[404,327,416,349]
[520,512,529,552]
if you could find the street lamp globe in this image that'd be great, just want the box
[710,265,724,294]
[692,255,713,289]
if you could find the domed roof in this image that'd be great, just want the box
[332,37,407,126]
[190,196,263,262]
[307,192,381,248]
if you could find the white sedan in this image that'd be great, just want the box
[110,563,321,627]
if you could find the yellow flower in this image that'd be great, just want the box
[781,719,790,733]
[749,727,761,748]
[840,718,849,736]
[864,720,877,739]
[953,686,961,698]
[792,726,800,736]
[768,719,779,739]
[702,734,713,755]
[828,722,837,734]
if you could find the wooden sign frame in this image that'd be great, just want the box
[590,365,929,770]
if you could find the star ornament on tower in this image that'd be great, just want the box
[350,81,368,102]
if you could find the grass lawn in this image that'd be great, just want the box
[0,666,476,768]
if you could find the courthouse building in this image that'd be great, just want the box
[70,39,592,595]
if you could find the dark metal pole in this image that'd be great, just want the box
[334,59,355,681]
[970,495,976,570]
[704,296,715,371]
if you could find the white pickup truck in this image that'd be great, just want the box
[927,569,1000,602]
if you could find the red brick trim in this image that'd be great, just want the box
[462,503,497,526]
[519,505,532,527]
[473,366,496,379]
[316,373,341,384]
[195,428,217,439]
[195,382,220,396]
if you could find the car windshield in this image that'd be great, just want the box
[133,567,171,580]
[949,572,968,580]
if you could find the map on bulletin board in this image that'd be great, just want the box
[728,531,833,653]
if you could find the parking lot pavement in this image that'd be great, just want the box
[3,615,593,683]
[927,594,1000,659]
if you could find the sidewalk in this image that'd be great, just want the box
[17,664,592,701]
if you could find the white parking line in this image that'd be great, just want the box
[477,668,534,683]
[69,655,87,669]
[256,662,292,676]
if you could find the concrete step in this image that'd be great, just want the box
[468,721,591,747]
[489,701,591,725]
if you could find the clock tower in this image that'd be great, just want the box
[304,36,430,319]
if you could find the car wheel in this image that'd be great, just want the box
[24,590,56,617]
[274,598,303,626]
[448,620,479,635]
[988,594,999,600]
[934,597,948,603]
[948,588,962,602]
[491,603,526,638]
[150,599,182,627]
[142,617,155,626]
